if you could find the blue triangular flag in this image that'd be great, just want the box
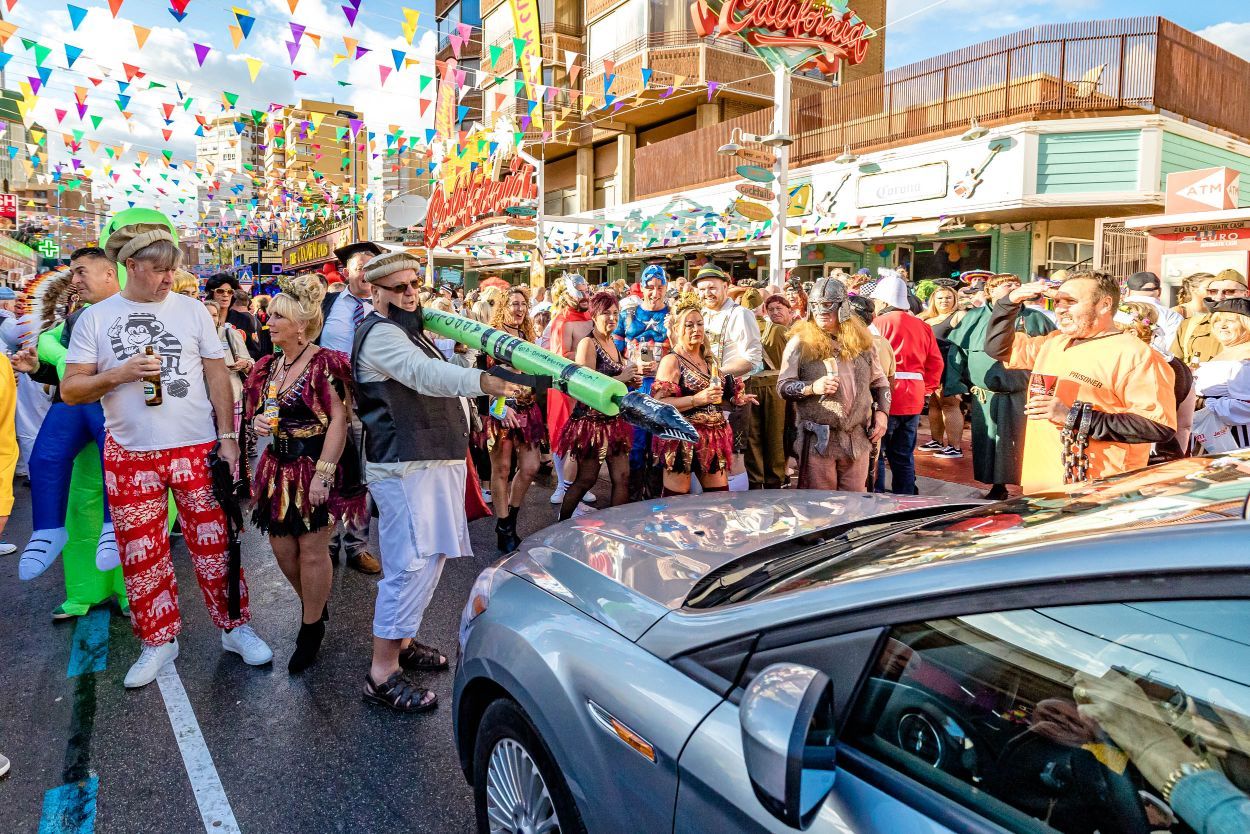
[169,8,187,22]
[67,4,87,30]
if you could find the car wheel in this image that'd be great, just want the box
[473,698,587,834]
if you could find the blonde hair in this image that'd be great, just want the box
[489,286,535,341]
[1212,311,1250,346]
[790,315,874,362]
[172,269,198,296]
[270,274,327,340]
[670,303,715,367]
[1116,301,1159,344]
[920,287,957,322]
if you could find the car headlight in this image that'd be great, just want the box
[459,565,501,653]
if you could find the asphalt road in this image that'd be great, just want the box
[0,470,574,834]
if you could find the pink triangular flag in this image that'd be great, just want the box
[379,65,392,85]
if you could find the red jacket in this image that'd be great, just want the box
[874,310,943,416]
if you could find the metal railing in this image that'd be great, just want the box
[585,29,751,77]
[634,17,1250,198]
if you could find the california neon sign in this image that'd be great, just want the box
[425,158,539,248]
[691,0,874,73]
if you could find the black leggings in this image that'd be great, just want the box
[559,452,629,520]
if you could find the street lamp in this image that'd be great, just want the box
[961,117,989,141]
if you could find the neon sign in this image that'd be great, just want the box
[425,158,538,248]
[691,0,874,73]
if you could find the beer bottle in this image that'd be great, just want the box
[143,345,163,406]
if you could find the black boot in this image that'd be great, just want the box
[288,619,326,674]
[495,513,515,552]
[504,506,523,552]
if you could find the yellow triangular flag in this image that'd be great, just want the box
[229,24,243,50]
[133,24,150,49]
[246,57,263,82]
[332,54,347,67]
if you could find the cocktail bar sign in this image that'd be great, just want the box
[691,0,875,73]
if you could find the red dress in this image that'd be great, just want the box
[555,341,633,460]
[546,309,591,442]
[874,310,944,416]
[244,349,368,537]
[651,356,735,475]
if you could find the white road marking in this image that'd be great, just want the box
[157,665,243,834]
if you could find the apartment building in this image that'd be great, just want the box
[196,115,263,226]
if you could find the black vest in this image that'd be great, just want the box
[351,312,471,464]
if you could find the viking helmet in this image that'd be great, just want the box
[809,276,852,322]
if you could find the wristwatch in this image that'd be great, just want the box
[218,431,240,441]
[1162,759,1212,803]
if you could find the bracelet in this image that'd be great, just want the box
[1162,759,1212,803]
[314,459,337,480]
[218,431,239,441]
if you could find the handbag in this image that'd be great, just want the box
[464,453,492,522]
[1191,406,1240,453]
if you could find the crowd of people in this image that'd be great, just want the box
[2,227,1250,723]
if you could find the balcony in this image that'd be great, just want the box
[580,30,832,114]
[485,22,582,78]
[634,17,1250,198]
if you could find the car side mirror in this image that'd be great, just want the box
[740,663,838,829]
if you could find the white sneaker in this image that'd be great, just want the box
[0,543,15,556]
[96,523,120,571]
[571,502,597,518]
[581,491,597,504]
[550,481,568,504]
[18,527,70,580]
[0,752,10,778]
[481,488,492,503]
[221,624,273,666]
[124,639,179,689]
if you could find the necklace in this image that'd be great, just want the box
[281,341,312,370]
[594,333,622,364]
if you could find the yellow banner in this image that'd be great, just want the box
[508,0,543,125]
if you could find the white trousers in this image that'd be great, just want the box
[369,464,472,640]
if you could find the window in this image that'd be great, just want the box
[847,599,1250,834]
[544,186,577,217]
[593,176,617,210]
[481,4,511,52]
[1047,238,1094,273]
[587,0,645,64]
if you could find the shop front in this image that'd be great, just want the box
[280,225,354,274]
[0,234,38,285]
[1124,167,1250,304]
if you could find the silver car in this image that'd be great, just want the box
[455,454,1250,834]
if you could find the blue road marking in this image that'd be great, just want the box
[37,775,98,834]
[66,609,109,678]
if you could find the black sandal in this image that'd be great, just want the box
[362,672,437,713]
[399,641,449,672]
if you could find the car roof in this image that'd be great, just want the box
[638,454,1250,658]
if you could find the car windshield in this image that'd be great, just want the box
[747,453,1250,604]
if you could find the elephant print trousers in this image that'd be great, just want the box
[104,435,250,646]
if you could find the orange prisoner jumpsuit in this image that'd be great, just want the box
[989,303,1177,493]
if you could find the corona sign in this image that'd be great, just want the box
[425,158,539,249]
[691,0,874,74]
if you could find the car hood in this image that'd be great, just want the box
[504,490,946,641]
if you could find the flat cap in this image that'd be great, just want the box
[362,251,424,284]
[106,223,176,264]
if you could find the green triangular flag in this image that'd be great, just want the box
[489,45,502,66]
[419,74,433,92]
[90,115,103,129]
[223,91,240,107]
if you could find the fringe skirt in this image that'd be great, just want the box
[555,413,633,460]
[653,418,734,475]
[251,449,368,538]
[479,401,548,450]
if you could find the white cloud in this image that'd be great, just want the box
[10,0,435,220]
[1197,21,1250,62]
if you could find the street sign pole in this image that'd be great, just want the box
[770,64,792,285]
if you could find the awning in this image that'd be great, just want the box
[807,218,947,244]
[1123,208,1250,233]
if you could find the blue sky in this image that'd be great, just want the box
[884,0,1250,67]
[9,0,1250,215]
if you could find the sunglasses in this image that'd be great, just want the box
[375,279,423,294]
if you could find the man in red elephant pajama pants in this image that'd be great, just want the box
[61,225,273,689]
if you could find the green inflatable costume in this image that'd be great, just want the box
[42,208,181,617]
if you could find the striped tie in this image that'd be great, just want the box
[351,294,365,328]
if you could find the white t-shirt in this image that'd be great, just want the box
[65,292,225,451]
